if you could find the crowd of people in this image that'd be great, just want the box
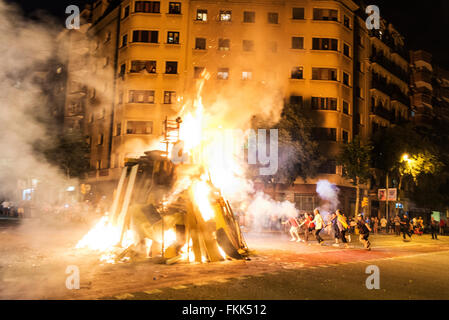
[282,209,373,250]
[280,209,448,249]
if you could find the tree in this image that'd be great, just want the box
[338,136,372,216]
[43,130,90,179]
[250,103,323,187]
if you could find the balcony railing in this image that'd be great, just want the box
[411,50,432,64]
[370,49,409,82]
[413,70,432,84]
[371,72,410,107]
[369,29,408,61]
[413,93,433,107]
[370,104,395,122]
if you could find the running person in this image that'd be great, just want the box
[312,209,325,245]
[336,209,349,248]
[357,214,372,250]
[282,216,301,242]
[400,213,412,241]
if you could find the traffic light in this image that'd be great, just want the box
[361,197,369,208]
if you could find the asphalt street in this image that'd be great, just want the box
[1,218,449,300]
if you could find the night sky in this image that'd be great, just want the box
[6,0,449,69]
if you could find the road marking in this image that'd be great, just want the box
[215,278,230,283]
[144,289,162,295]
[194,281,211,286]
[115,293,134,300]
[171,285,188,290]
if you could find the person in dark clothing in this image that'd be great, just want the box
[330,212,340,246]
[430,217,439,240]
[357,214,372,250]
[400,214,412,241]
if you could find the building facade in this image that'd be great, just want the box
[65,0,412,216]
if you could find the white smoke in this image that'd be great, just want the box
[316,180,340,221]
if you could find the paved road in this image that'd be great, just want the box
[1,218,449,300]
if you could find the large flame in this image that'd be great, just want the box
[76,72,243,263]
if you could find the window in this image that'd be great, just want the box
[217,68,229,80]
[294,195,316,211]
[242,40,254,51]
[135,1,160,13]
[342,130,349,143]
[292,8,304,19]
[292,37,304,49]
[289,95,303,106]
[318,160,337,174]
[343,43,350,57]
[343,100,349,114]
[130,60,156,73]
[220,10,231,21]
[313,8,338,21]
[164,91,176,104]
[268,41,277,53]
[165,61,178,74]
[196,9,207,21]
[119,63,126,78]
[116,123,121,136]
[291,66,304,79]
[312,68,337,81]
[243,11,255,23]
[311,97,337,110]
[126,121,153,134]
[167,31,180,44]
[312,38,338,51]
[218,38,230,50]
[96,160,102,170]
[343,72,350,86]
[132,30,158,43]
[128,90,155,103]
[242,71,252,80]
[343,15,351,28]
[121,34,128,47]
[168,2,181,14]
[123,6,130,18]
[195,37,206,50]
[194,67,205,79]
[268,12,279,24]
[97,134,104,145]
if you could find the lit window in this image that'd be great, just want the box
[167,31,180,44]
[164,91,176,104]
[242,71,252,80]
[196,9,207,21]
[220,10,232,21]
[217,68,229,80]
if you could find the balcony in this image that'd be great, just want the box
[413,93,433,108]
[370,50,409,82]
[369,29,408,61]
[371,72,410,107]
[370,104,395,122]
[411,50,432,65]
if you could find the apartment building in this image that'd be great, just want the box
[410,50,449,127]
[64,0,411,215]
